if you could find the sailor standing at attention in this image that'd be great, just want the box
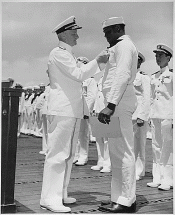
[98,16,138,213]
[40,16,109,213]
[132,52,151,181]
[147,44,173,191]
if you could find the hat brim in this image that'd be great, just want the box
[153,49,172,56]
[66,25,82,30]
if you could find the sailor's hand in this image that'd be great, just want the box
[98,107,113,124]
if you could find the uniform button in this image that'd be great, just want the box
[157,85,159,87]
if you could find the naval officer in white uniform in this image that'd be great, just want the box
[147,44,173,191]
[40,16,109,213]
[132,52,151,181]
[98,17,138,213]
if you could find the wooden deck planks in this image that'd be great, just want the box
[14,134,173,214]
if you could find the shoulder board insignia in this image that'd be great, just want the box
[151,71,159,76]
[169,69,173,72]
[59,46,66,50]
[140,71,147,75]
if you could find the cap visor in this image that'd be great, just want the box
[153,49,167,54]
[72,26,82,30]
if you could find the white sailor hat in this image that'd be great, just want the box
[138,51,145,63]
[77,56,89,64]
[102,16,125,30]
[153,44,173,57]
[52,16,82,34]
[39,83,45,87]
[27,86,33,90]
[34,85,40,90]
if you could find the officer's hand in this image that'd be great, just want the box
[96,50,110,64]
[98,107,114,124]
[136,118,144,127]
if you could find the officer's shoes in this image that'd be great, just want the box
[91,165,102,171]
[100,167,111,173]
[39,151,47,155]
[147,182,160,188]
[158,184,173,191]
[63,197,76,204]
[40,202,71,213]
[75,160,87,166]
[136,175,144,181]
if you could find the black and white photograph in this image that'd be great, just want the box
[1,0,173,214]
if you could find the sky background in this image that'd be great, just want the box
[1,1,174,87]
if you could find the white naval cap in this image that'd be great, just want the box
[153,44,173,57]
[52,16,82,34]
[138,51,145,63]
[27,86,33,90]
[34,85,40,89]
[102,16,125,29]
[77,56,90,64]
[39,83,45,87]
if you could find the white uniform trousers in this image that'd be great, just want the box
[41,114,48,153]
[95,137,111,168]
[76,118,90,163]
[108,101,136,207]
[151,118,173,186]
[133,121,148,177]
[21,107,28,134]
[35,108,43,137]
[40,116,81,205]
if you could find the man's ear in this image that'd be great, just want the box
[167,56,171,62]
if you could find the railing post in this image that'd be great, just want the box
[1,87,22,213]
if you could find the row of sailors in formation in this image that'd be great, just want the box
[18,44,173,191]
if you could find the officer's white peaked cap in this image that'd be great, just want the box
[52,16,82,34]
[153,44,173,57]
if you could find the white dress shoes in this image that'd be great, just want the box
[39,151,47,155]
[75,161,87,166]
[136,175,144,181]
[158,184,173,191]
[63,197,76,204]
[147,182,160,188]
[136,175,141,181]
[40,201,71,213]
[100,167,111,173]
[91,165,102,171]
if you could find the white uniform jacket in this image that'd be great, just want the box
[102,35,138,113]
[150,67,173,119]
[132,70,151,121]
[47,41,98,119]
